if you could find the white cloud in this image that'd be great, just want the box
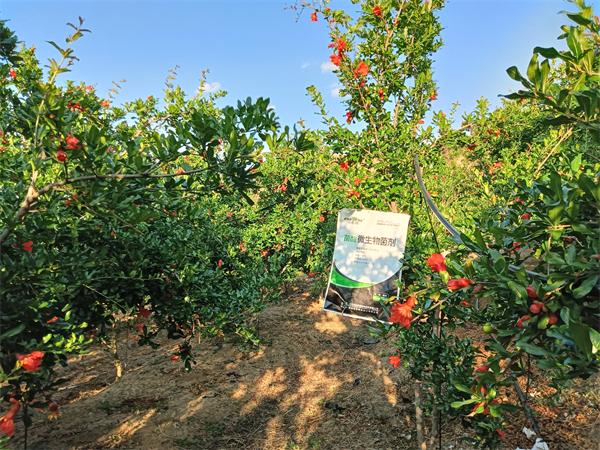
[301,62,311,69]
[321,61,336,73]
[201,82,221,93]
[331,83,343,97]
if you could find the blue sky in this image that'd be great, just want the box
[3,1,571,130]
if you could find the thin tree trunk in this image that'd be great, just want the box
[112,322,122,380]
[429,307,441,449]
[415,381,426,450]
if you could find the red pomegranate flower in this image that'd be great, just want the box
[308,273,316,278]
[517,315,531,328]
[310,12,318,22]
[497,429,505,438]
[354,61,369,77]
[22,241,33,253]
[330,53,342,66]
[340,162,349,172]
[137,306,151,318]
[9,70,16,78]
[373,5,382,16]
[526,285,537,298]
[389,355,401,368]
[16,351,44,371]
[335,38,346,52]
[46,317,59,324]
[474,364,489,373]
[354,178,361,186]
[57,150,66,162]
[0,402,20,436]
[426,253,446,273]
[390,297,417,329]
[172,356,180,362]
[65,134,82,150]
[101,100,110,108]
[260,250,268,257]
[521,213,531,220]
[447,278,472,290]
[459,301,469,306]
[218,260,223,267]
[319,215,325,222]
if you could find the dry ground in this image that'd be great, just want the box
[6,277,599,450]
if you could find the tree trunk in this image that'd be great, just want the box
[112,322,122,380]
[429,306,441,449]
[415,381,426,450]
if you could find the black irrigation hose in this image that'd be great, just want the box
[413,155,547,281]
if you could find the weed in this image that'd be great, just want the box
[285,442,301,450]
[307,434,324,449]
[98,400,118,412]
[295,315,309,324]
[175,437,203,449]
[202,421,226,437]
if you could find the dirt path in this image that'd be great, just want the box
[9,277,599,450]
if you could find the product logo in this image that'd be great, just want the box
[343,235,357,242]
[343,217,363,223]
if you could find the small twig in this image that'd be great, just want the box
[535,127,573,175]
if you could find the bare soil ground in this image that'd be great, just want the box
[7,277,599,450]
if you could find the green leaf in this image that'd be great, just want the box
[564,12,593,26]
[565,245,576,265]
[547,203,565,225]
[0,324,25,340]
[544,116,575,126]
[572,275,598,299]
[508,281,528,302]
[590,328,600,355]
[489,403,502,417]
[499,403,522,413]
[454,383,475,395]
[527,53,540,88]
[536,359,560,370]
[569,321,592,360]
[578,174,600,203]
[570,154,582,174]
[506,66,530,87]
[549,172,563,198]
[451,399,477,408]
[533,46,561,59]
[0,386,13,398]
[515,266,527,284]
[488,249,504,263]
[516,341,554,357]
[23,411,32,428]
[473,229,487,251]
